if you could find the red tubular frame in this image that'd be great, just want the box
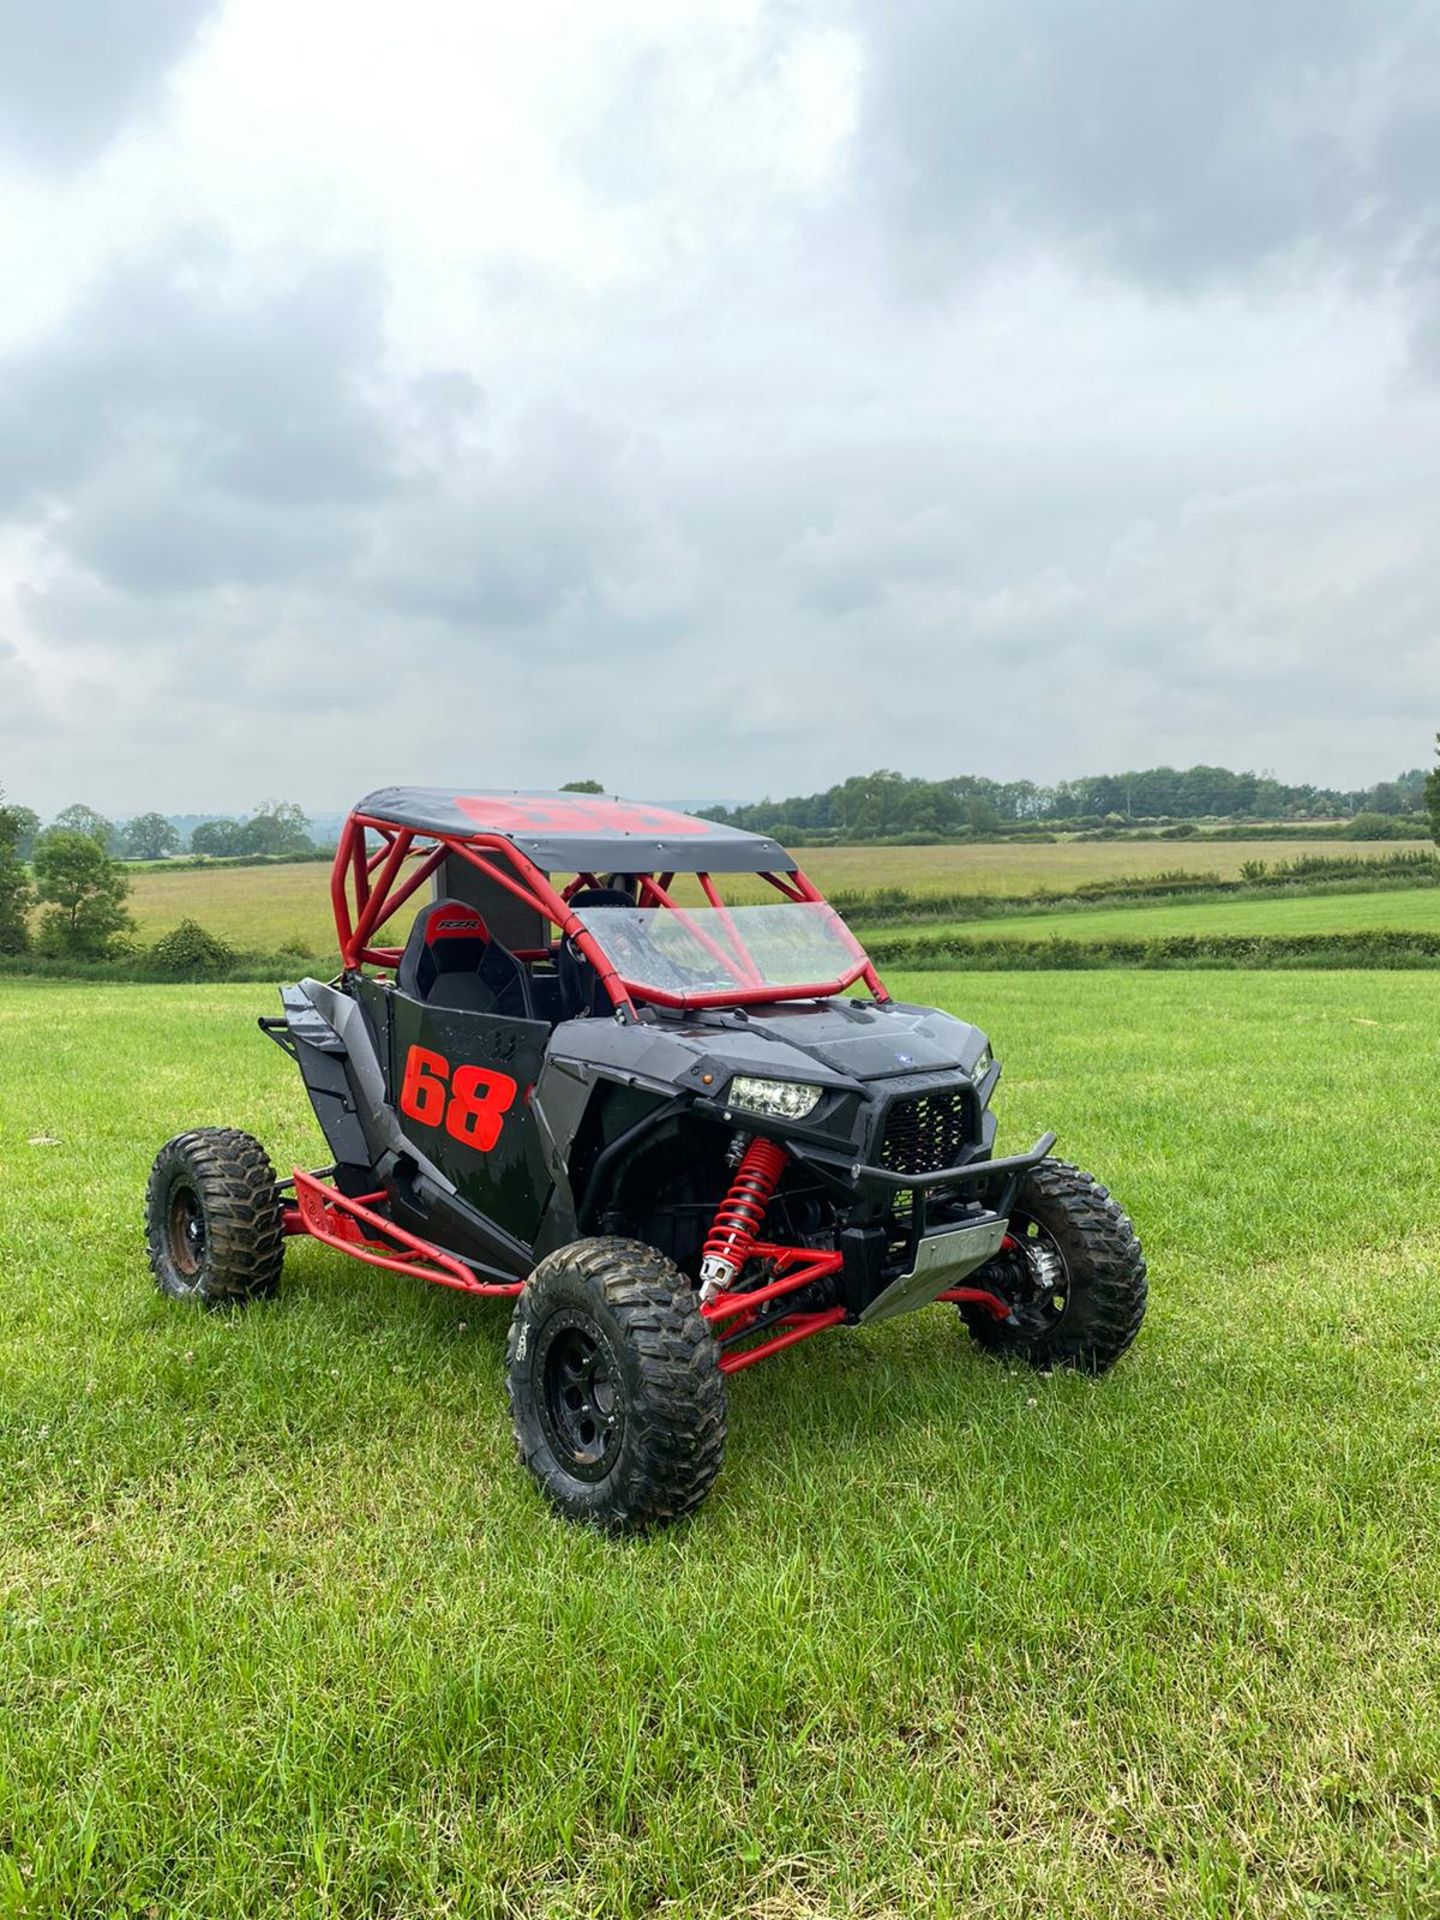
[937,1286,1013,1320]
[328,812,890,1012]
[718,1307,847,1373]
[285,1169,522,1298]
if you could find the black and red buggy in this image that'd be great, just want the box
[145,790,1146,1532]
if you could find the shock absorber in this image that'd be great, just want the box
[699,1136,788,1301]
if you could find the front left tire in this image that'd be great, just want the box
[506,1237,727,1534]
[145,1127,285,1307]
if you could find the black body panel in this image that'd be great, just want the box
[272,974,1032,1315]
[386,994,554,1245]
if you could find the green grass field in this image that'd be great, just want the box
[900,885,1440,944]
[120,841,1417,953]
[3,971,1438,1917]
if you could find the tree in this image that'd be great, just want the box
[237,801,313,856]
[122,812,181,860]
[5,805,39,860]
[1426,735,1440,846]
[190,818,244,857]
[0,790,34,954]
[51,803,118,850]
[560,779,605,794]
[32,831,134,957]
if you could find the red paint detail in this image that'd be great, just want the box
[701,1137,789,1277]
[399,1045,448,1127]
[287,1169,522,1297]
[444,1064,517,1151]
[453,793,713,837]
[421,900,490,943]
[397,1044,518,1151]
[718,1307,846,1374]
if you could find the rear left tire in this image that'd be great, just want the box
[145,1127,285,1307]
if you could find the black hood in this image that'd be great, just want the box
[543,998,985,1098]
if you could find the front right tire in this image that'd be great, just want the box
[506,1237,727,1534]
[960,1158,1146,1373]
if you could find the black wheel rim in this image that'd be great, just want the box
[535,1309,626,1483]
[167,1184,206,1279]
[991,1213,1070,1337]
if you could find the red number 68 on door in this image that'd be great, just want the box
[398,1046,518,1152]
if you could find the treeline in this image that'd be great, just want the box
[709,764,1429,841]
[0,788,325,963]
[0,799,320,862]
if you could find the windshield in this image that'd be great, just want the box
[572,901,866,1003]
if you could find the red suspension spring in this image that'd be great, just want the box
[701,1137,788,1285]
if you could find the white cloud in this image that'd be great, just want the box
[0,0,1435,816]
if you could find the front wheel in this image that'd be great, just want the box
[960,1159,1146,1373]
[506,1237,727,1534]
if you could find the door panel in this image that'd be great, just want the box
[388,994,553,1246]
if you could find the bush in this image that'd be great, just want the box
[1346,811,1405,840]
[148,919,238,976]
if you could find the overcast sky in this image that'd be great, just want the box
[0,0,1436,817]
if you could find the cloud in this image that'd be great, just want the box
[0,0,221,171]
[0,245,401,604]
[850,0,1440,298]
[0,0,1435,815]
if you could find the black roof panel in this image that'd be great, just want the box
[353,788,793,873]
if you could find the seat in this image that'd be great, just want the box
[558,887,634,1020]
[397,899,535,1020]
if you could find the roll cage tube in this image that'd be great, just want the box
[329,812,890,1012]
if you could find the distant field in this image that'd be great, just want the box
[900,885,1440,945]
[125,861,346,954]
[122,841,1418,953]
[2,971,1438,1916]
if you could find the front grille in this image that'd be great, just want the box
[879,1087,970,1177]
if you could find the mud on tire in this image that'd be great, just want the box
[506,1236,727,1535]
[145,1127,285,1306]
[961,1158,1146,1374]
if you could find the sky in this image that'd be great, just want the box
[0,0,1437,819]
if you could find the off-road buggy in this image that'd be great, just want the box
[145,790,1146,1532]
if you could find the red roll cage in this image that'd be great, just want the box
[331,802,890,1017]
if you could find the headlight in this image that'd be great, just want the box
[971,1045,994,1083]
[727,1076,824,1121]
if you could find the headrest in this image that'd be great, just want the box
[420,900,490,944]
[397,897,492,1001]
[566,887,635,914]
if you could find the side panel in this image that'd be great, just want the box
[387,994,554,1245]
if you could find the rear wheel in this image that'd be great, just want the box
[145,1128,284,1307]
[960,1159,1146,1373]
[506,1237,727,1534]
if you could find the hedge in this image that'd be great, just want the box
[869,930,1440,971]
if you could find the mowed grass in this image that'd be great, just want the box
[120,840,1415,952]
[2,972,1439,1918]
[902,885,1440,944]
